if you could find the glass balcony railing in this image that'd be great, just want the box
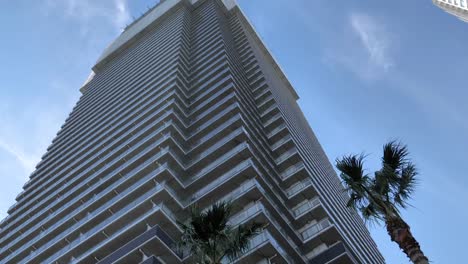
[0,136,171,249]
[20,164,167,256]
[189,83,234,119]
[23,83,186,202]
[301,218,332,241]
[191,159,252,202]
[21,90,177,203]
[188,143,249,185]
[3,115,176,226]
[1,110,175,235]
[281,163,305,180]
[218,179,256,204]
[254,92,270,106]
[286,178,312,197]
[271,135,291,151]
[56,47,180,139]
[261,104,278,118]
[263,113,281,128]
[192,103,238,133]
[2,151,169,261]
[221,231,293,264]
[44,60,180,164]
[267,124,286,138]
[257,95,274,109]
[293,198,321,217]
[228,203,299,257]
[188,128,243,166]
[276,148,297,164]
[228,203,262,226]
[21,185,174,264]
[191,114,240,146]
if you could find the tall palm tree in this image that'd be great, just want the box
[336,141,429,264]
[178,201,262,264]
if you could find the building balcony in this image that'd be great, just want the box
[271,135,293,153]
[140,256,163,264]
[257,96,275,113]
[264,115,284,135]
[4,173,181,264]
[300,218,341,252]
[292,197,327,228]
[189,159,255,205]
[267,123,287,142]
[185,128,247,174]
[1,109,180,237]
[0,146,174,258]
[286,177,318,206]
[275,148,300,171]
[261,105,280,123]
[96,225,182,264]
[253,83,269,101]
[280,162,306,182]
[227,203,304,263]
[223,231,293,264]
[39,200,180,264]
[308,242,358,264]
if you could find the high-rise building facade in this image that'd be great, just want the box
[0,0,385,263]
[433,0,468,22]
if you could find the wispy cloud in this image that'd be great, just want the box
[0,0,131,219]
[350,13,394,72]
[0,84,77,179]
[324,12,395,81]
[0,141,38,174]
[114,0,131,31]
[44,0,131,33]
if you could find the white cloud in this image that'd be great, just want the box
[0,84,77,180]
[114,0,132,32]
[44,0,132,33]
[350,13,394,72]
[323,12,395,81]
[0,0,130,220]
[0,141,38,175]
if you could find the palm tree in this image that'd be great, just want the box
[178,201,262,264]
[336,141,429,264]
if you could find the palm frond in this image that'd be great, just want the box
[177,222,205,261]
[224,222,263,261]
[382,140,409,171]
[392,163,418,208]
[346,192,366,210]
[188,202,232,243]
[336,154,369,191]
[361,203,377,220]
[336,154,381,218]
[179,201,265,263]
[359,203,386,228]
[372,171,391,199]
[204,201,232,234]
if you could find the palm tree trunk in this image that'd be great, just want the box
[386,217,429,264]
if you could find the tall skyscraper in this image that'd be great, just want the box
[433,0,468,22]
[0,0,385,263]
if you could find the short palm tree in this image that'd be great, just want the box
[336,141,429,264]
[178,201,262,264]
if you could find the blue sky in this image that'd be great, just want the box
[0,0,466,263]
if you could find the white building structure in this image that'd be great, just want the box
[433,0,468,22]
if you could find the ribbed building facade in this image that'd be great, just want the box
[433,0,468,22]
[0,0,385,263]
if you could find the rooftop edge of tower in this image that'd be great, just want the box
[80,0,299,101]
